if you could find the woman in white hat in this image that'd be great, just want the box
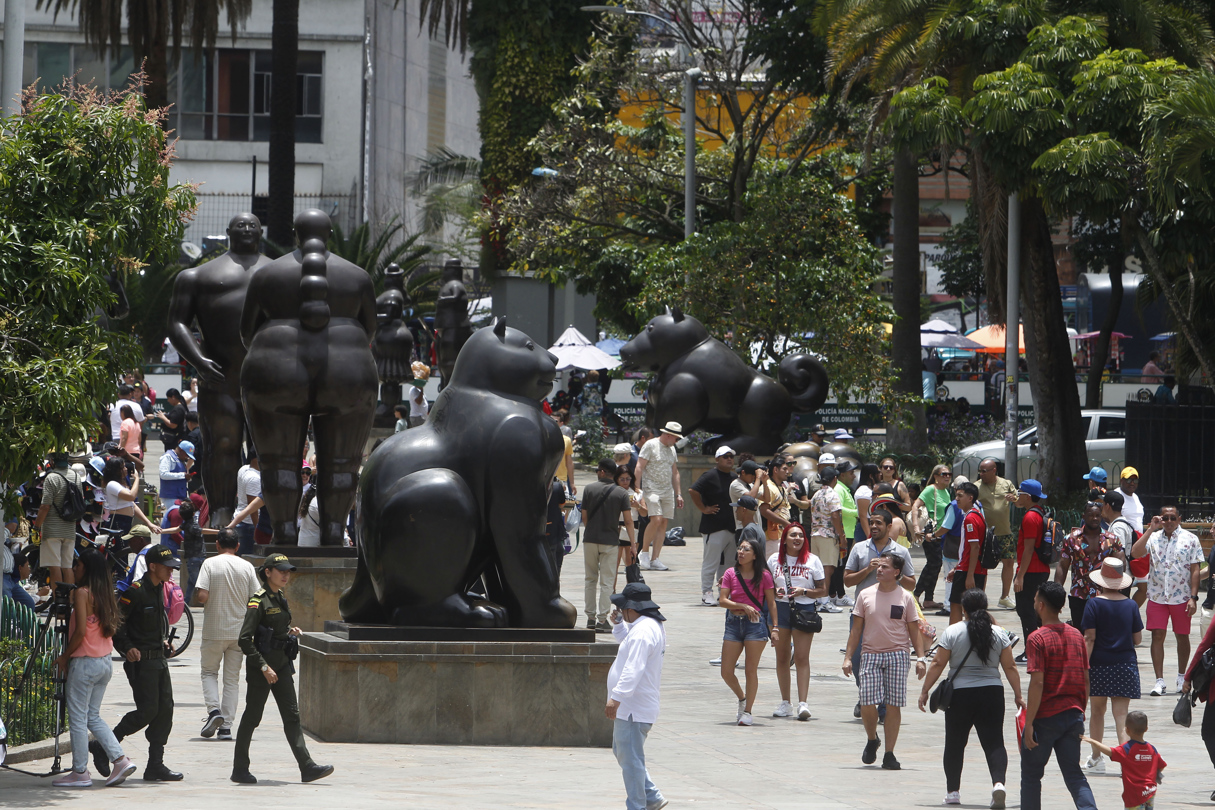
[1079,558,1142,774]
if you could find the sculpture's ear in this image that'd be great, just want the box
[493,317,507,341]
[664,305,672,316]
[671,306,685,322]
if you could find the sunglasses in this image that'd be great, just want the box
[935,472,950,477]
[1161,515,1179,522]
[881,465,896,470]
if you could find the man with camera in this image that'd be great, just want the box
[107,544,185,782]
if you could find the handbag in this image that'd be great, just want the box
[928,644,975,714]
[781,558,822,634]
[624,561,645,584]
[1191,646,1215,701]
[1173,692,1194,728]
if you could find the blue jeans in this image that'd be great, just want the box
[66,655,123,773]
[1020,708,1096,810]
[3,572,35,609]
[183,557,204,604]
[235,523,255,556]
[613,717,663,810]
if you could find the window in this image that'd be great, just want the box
[173,49,323,143]
[13,43,137,94]
[1096,416,1125,439]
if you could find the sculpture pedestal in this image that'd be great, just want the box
[671,453,716,539]
[243,547,356,632]
[299,626,618,746]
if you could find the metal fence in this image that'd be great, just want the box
[0,596,65,747]
[185,192,359,248]
[1126,401,1215,519]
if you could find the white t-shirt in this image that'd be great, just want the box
[109,398,146,440]
[235,465,262,525]
[730,479,762,530]
[297,497,321,547]
[196,553,260,640]
[408,386,429,418]
[1116,487,1144,532]
[767,551,825,605]
[855,484,873,503]
[639,438,676,496]
[607,614,666,725]
[104,480,134,511]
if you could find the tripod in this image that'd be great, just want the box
[1,584,71,777]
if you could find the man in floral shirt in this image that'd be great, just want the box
[1132,505,1203,697]
[1055,502,1125,629]
[809,465,845,614]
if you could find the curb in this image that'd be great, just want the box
[4,734,72,766]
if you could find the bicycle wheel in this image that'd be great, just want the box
[168,605,194,659]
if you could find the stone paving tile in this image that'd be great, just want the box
[5,464,1215,807]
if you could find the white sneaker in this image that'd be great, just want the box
[998,596,1016,610]
[702,590,717,606]
[772,700,793,717]
[638,551,651,569]
[710,656,723,665]
[52,770,93,787]
[943,792,960,806]
[1178,674,1187,693]
[738,711,753,726]
[1083,753,1105,774]
[834,595,855,607]
[990,783,1006,809]
[649,560,669,571]
[797,702,811,721]
[819,601,844,613]
[1151,678,1167,696]
[736,698,746,722]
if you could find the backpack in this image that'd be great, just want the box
[162,579,185,624]
[1036,516,1066,567]
[51,470,87,524]
[972,510,1001,569]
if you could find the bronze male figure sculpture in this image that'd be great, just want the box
[166,213,271,525]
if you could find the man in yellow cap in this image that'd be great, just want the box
[1114,467,1144,532]
[232,553,333,784]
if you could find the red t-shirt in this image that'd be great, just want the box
[1017,508,1051,574]
[958,509,988,576]
[1026,622,1089,718]
[1109,739,1165,808]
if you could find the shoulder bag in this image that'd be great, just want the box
[928,642,975,714]
[736,574,770,627]
[781,557,822,634]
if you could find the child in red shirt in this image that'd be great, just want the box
[1083,710,1165,810]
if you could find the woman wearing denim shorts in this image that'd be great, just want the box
[717,531,778,727]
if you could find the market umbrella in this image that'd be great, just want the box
[920,319,958,334]
[966,324,1025,354]
[596,337,627,356]
[1075,331,1132,340]
[549,326,621,371]
[922,332,985,349]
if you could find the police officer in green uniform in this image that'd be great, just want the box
[109,544,184,781]
[231,553,333,784]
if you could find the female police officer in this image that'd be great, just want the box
[231,553,333,784]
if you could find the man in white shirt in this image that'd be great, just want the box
[109,384,146,441]
[1114,467,1144,532]
[1133,505,1203,697]
[195,527,260,739]
[634,421,683,571]
[234,453,262,554]
[606,582,667,810]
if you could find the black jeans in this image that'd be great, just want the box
[1202,691,1215,769]
[1068,596,1087,630]
[113,661,174,763]
[235,667,313,773]
[915,539,943,602]
[1016,571,1049,644]
[943,685,1007,792]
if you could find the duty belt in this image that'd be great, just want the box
[137,647,166,660]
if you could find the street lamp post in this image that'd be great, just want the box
[2,0,27,117]
[581,5,698,237]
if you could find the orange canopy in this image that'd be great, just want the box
[966,324,1025,354]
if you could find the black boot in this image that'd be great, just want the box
[89,740,112,777]
[231,770,257,784]
[301,763,334,783]
[143,749,183,782]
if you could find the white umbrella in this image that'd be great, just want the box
[922,332,984,349]
[921,319,958,334]
[548,326,621,370]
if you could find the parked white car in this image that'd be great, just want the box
[953,409,1126,482]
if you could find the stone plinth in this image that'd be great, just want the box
[299,628,619,747]
[671,453,717,539]
[243,547,357,632]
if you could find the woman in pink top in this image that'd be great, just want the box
[53,548,137,787]
[718,532,778,726]
[119,404,142,460]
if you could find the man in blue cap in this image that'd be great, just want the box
[1013,480,1052,662]
[606,582,668,810]
[1083,466,1108,501]
[158,439,195,513]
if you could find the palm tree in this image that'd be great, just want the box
[36,0,252,112]
[327,216,433,294]
[410,147,483,261]
[267,0,299,248]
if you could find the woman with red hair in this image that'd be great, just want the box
[767,522,827,721]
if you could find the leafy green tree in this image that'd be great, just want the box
[0,83,196,486]
[409,148,484,264]
[938,198,984,303]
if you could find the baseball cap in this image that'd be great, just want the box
[122,524,154,541]
[612,443,633,456]
[1120,466,1139,479]
[738,460,760,474]
[730,495,759,511]
[176,440,196,460]
[818,452,837,466]
[1082,466,1108,483]
[715,446,736,458]
[261,553,297,574]
[145,543,182,569]
[1018,479,1048,500]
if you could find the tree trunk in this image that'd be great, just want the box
[886,148,929,454]
[267,0,300,249]
[1085,236,1124,408]
[127,0,170,113]
[1020,197,1088,494]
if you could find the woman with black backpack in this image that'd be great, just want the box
[918,588,1023,807]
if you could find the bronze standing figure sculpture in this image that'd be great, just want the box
[434,258,473,392]
[240,210,378,545]
[167,213,272,525]
[372,263,415,427]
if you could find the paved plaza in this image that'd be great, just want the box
[4,469,1215,808]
